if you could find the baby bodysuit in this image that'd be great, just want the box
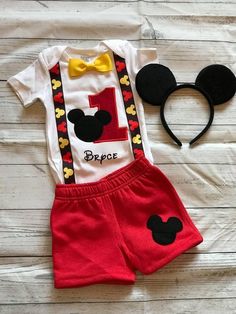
[8,40,158,184]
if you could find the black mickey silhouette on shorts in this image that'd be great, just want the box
[147,214,183,245]
[68,109,111,142]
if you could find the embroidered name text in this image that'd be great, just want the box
[84,150,118,164]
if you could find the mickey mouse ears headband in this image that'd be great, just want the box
[136,64,236,146]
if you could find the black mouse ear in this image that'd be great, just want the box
[67,109,85,123]
[167,217,183,232]
[195,64,236,105]
[147,215,162,231]
[95,110,111,125]
[135,64,177,106]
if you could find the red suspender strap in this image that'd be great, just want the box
[113,53,145,159]
[49,63,76,184]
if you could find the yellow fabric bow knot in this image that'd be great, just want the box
[68,53,113,78]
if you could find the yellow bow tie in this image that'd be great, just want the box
[68,53,113,78]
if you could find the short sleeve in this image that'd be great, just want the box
[7,55,48,108]
[121,41,159,80]
[137,48,159,68]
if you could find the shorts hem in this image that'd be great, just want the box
[53,272,136,289]
[140,233,203,275]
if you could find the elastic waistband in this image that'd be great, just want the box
[55,157,152,199]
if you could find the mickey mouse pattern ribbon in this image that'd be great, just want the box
[49,63,75,184]
[113,53,145,159]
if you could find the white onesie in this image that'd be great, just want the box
[8,40,158,184]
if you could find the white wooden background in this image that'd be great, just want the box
[0,0,236,313]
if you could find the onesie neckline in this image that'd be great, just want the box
[61,40,126,63]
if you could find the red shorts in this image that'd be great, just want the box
[50,157,203,288]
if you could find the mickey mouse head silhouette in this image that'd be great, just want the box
[68,109,111,142]
[147,214,183,245]
[136,64,236,146]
